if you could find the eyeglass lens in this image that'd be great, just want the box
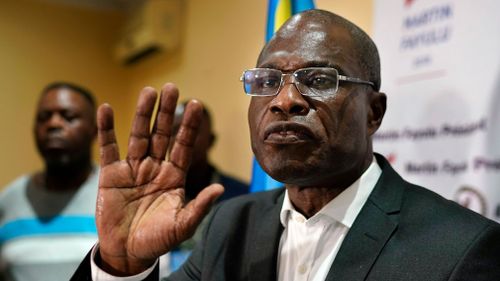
[243,68,340,97]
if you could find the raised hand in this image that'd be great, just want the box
[95,84,224,276]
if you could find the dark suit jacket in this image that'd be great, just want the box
[72,154,500,281]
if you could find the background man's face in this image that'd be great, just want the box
[34,88,96,168]
[248,16,374,186]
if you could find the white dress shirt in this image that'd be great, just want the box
[90,158,381,281]
[277,158,381,281]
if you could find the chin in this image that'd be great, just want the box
[45,155,72,168]
[260,157,320,185]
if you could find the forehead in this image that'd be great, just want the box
[38,88,91,112]
[257,16,359,73]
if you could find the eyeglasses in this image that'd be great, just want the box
[240,67,375,97]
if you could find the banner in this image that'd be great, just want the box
[373,0,500,221]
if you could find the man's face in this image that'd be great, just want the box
[248,16,380,186]
[34,88,96,168]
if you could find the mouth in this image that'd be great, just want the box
[43,137,68,150]
[263,122,315,144]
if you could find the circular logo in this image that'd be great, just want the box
[454,186,487,216]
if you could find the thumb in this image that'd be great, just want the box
[179,184,225,234]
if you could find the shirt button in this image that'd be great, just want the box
[298,264,307,274]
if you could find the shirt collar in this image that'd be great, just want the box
[280,156,382,228]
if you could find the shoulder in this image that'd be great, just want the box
[0,175,33,223]
[373,154,498,250]
[362,157,500,276]
[403,186,500,278]
[402,183,494,229]
[0,175,31,200]
[394,181,500,267]
[374,153,494,230]
[79,166,100,192]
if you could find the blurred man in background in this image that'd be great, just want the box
[0,82,99,281]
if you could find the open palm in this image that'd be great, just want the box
[95,84,224,275]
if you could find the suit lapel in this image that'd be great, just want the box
[248,190,285,281]
[325,154,405,281]
[325,200,398,281]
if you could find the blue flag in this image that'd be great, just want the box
[250,0,316,193]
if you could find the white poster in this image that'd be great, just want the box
[373,0,500,221]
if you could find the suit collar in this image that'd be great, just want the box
[368,153,407,214]
[325,154,405,281]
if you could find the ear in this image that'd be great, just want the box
[367,91,387,136]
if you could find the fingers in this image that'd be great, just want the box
[181,183,225,229]
[127,87,158,161]
[97,104,120,166]
[169,100,204,171]
[149,84,179,160]
[107,84,200,167]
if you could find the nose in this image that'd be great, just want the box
[269,79,310,116]
[47,113,65,130]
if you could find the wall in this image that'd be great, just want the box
[0,0,130,187]
[0,0,373,188]
[319,0,373,33]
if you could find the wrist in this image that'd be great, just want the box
[97,249,157,276]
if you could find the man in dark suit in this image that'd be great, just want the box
[72,9,500,281]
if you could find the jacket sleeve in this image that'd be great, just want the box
[70,250,93,281]
[448,221,500,280]
[69,248,160,281]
